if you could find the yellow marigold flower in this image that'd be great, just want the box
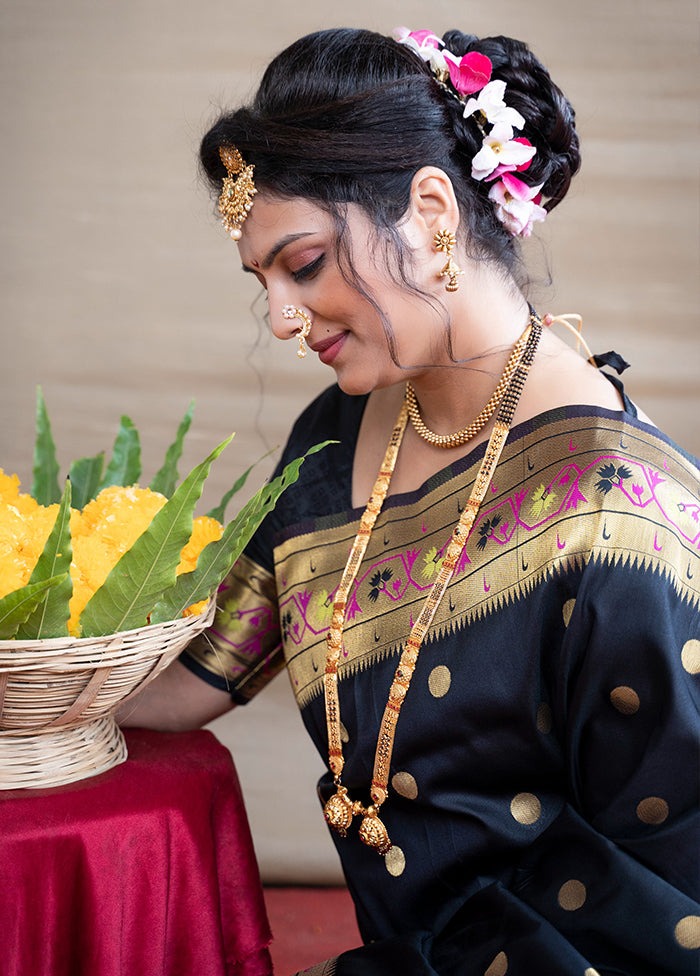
[76,485,166,549]
[177,516,223,575]
[0,551,30,601]
[0,470,42,518]
[0,470,21,503]
[0,497,59,599]
[68,576,93,637]
[1,477,223,633]
[183,599,209,617]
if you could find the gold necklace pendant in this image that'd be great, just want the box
[358,806,392,855]
[324,787,393,855]
[323,785,355,836]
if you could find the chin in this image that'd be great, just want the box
[333,367,377,398]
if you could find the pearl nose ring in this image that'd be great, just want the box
[282,305,312,358]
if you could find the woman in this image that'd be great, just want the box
[122,28,700,975]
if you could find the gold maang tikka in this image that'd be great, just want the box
[218,146,258,240]
[434,229,463,292]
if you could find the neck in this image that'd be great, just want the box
[408,273,531,436]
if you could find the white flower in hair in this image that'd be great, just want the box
[463,80,525,129]
[471,123,537,181]
[489,173,547,238]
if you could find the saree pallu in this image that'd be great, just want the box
[183,385,700,975]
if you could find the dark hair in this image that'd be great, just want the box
[200,28,579,362]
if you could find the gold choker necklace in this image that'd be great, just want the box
[323,314,542,855]
[405,328,529,448]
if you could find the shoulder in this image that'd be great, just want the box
[505,405,700,597]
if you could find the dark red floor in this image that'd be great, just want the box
[264,886,362,975]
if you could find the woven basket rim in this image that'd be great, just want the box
[0,596,215,662]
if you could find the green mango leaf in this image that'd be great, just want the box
[31,387,61,505]
[205,447,274,522]
[79,434,234,637]
[16,480,74,639]
[149,399,195,499]
[68,452,105,509]
[99,416,141,490]
[151,441,334,623]
[0,575,67,640]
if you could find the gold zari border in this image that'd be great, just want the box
[274,413,700,709]
[182,552,284,701]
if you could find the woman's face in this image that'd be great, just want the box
[236,193,446,396]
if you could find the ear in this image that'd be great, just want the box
[402,167,461,247]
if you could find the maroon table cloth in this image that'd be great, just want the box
[0,728,273,976]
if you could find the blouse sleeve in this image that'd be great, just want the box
[179,551,284,705]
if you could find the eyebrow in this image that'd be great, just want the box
[241,232,315,274]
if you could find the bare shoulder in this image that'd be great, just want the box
[519,330,627,420]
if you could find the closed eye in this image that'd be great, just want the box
[293,254,325,282]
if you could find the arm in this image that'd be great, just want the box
[118,551,284,731]
[116,659,235,731]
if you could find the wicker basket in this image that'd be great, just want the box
[0,598,215,790]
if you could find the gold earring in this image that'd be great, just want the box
[433,229,463,293]
[282,305,312,358]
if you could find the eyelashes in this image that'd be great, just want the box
[292,253,325,282]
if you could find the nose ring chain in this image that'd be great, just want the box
[282,305,312,358]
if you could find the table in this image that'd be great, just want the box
[0,728,273,976]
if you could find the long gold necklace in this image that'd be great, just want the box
[323,314,542,855]
[405,327,529,448]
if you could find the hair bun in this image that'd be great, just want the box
[442,30,580,210]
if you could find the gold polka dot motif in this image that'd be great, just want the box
[584,969,601,976]
[610,686,640,714]
[510,792,542,825]
[681,639,700,674]
[428,665,452,698]
[636,796,669,825]
[557,879,587,911]
[562,598,576,627]
[391,771,418,800]
[536,702,552,734]
[675,914,700,950]
[384,845,406,877]
[485,950,508,976]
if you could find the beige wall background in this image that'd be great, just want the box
[2,0,698,882]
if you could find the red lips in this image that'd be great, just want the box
[310,332,347,365]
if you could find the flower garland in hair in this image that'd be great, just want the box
[393,27,547,238]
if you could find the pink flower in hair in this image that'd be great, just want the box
[407,29,442,49]
[488,173,547,237]
[442,50,492,95]
[393,27,443,57]
[471,124,537,181]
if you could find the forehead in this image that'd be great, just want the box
[236,194,330,261]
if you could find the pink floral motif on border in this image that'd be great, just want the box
[276,452,699,648]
